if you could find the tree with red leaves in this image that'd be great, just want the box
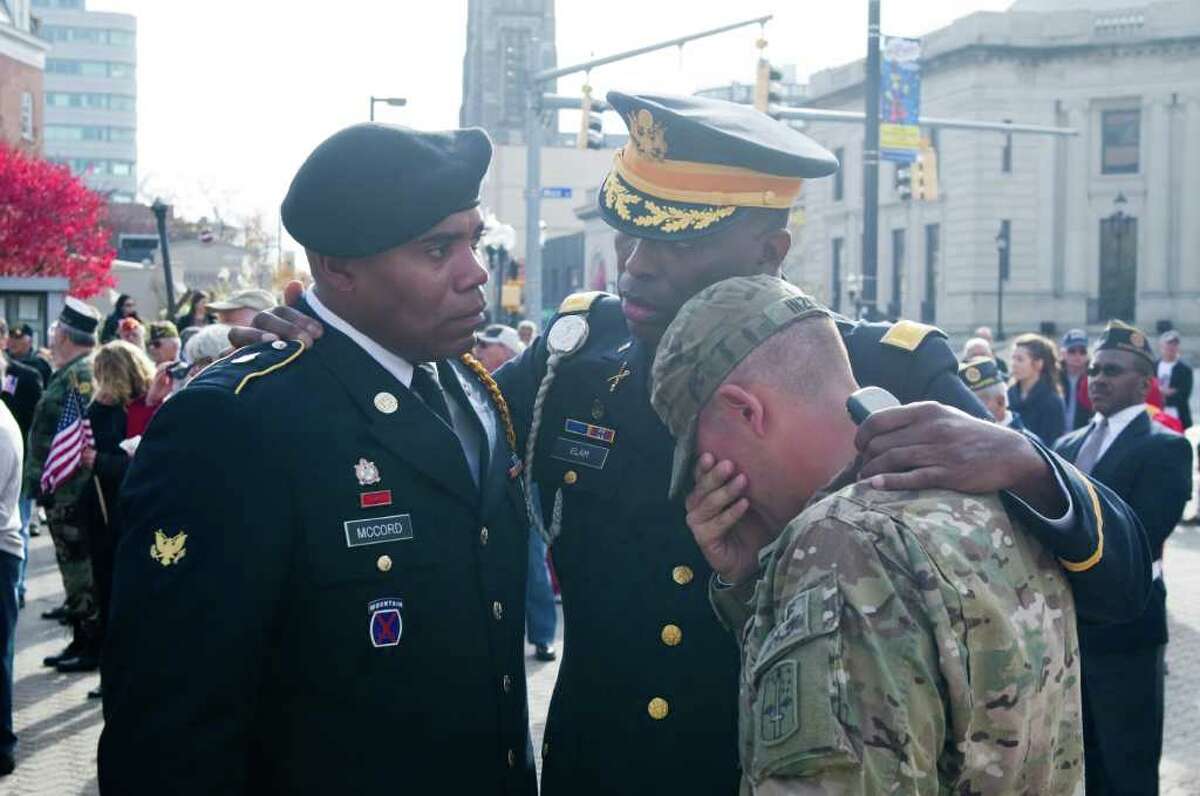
[0,143,115,298]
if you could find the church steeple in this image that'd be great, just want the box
[459,0,557,144]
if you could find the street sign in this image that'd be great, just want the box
[541,187,573,199]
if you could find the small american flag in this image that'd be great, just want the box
[41,387,93,495]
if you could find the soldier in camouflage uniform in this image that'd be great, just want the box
[651,275,1083,795]
[25,299,101,672]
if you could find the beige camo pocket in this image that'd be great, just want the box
[748,574,858,782]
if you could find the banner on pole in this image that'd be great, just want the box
[880,36,922,164]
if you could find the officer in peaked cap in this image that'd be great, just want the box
[239,93,1152,796]
[101,123,537,795]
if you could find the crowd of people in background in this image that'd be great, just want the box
[958,318,1197,793]
[0,287,282,777]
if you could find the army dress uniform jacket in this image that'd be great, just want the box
[24,353,93,506]
[495,292,1150,796]
[100,316,537,795]
[1,357,43,454]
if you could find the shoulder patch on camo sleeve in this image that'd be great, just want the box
[880,320,944,352]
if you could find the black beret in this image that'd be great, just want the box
[282,123,493,259]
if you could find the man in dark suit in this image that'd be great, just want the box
[100,124,536,794]
[1157,329,1193,430]
[1055,320,1193,796]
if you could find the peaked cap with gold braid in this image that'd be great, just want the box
[598,91,840,241]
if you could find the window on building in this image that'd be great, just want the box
[831,237,844,313]
[1101,109,1140,175]
[109,94,136,111]
[20,93,34,141]
[500,28,530,128]
[44,125,136,143]
[890,228,906,318]
[833,147,845,201]
[922,224,939,323]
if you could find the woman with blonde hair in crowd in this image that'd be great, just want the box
[1007,332,1066,446]
[77,341,163,699]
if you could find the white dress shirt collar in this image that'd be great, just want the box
[1092,402,1147,461]
[306,288,414,388]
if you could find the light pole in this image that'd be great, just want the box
[995,220,1010,341]
[481,214,517,325]
[369,96,407,121]
[1106,191,1130,321]
[150,198,176,315]
[861,0,881,320]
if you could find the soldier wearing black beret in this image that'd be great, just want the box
[100,124,537,794]
[241,94,1152,795]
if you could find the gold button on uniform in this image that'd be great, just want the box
[647,697,669,720]
[507,749,516,767]
[672,565,694,585]
[660,624,683,647]
[492,601,504,621]
[563,470,578,485]
[376,555,392,573]
[480,526,489,546]
[502,674,513,693]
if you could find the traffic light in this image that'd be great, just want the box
[577,85,604,149]
[895,165,913,202]
[754,58,783,114]
[914,145,939,201]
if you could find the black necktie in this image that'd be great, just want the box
[412,363,452,426]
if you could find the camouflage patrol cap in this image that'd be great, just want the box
[650,275,829,500]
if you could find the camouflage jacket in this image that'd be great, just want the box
[24,353,94,504]
[733,482,1082,795]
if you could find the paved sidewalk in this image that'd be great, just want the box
[7,514,1200,793]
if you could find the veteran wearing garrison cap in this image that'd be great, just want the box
[241,92,1152,795]
[1054,321,1194,796]
[959,356,1026,430]
[100,124,537,795]
[27,298,103,673]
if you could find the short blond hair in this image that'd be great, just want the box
[93,340,156,406]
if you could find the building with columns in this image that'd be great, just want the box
[789,0,1200,339]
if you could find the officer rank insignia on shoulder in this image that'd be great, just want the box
[558,291,609,315]
[880,320,943,352]
[150,529,187,567]
[190,340,306,395]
